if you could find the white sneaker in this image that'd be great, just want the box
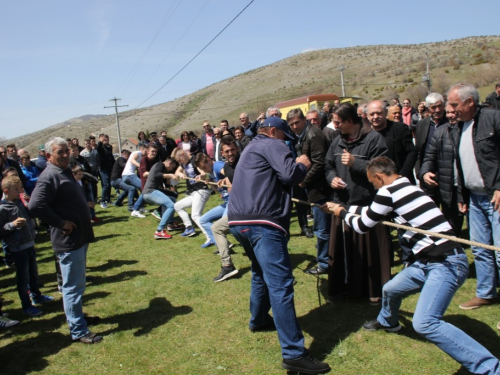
[131,210,145,218]
[100,201,108,209]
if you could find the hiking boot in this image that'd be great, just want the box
[305,267,327,275]
[459,297,496,310]
[213,266,238,282]
[73,331,103,344]
[181,226,196,237]
[362,319,401,332]
[0,316,19,328]
[131,210,146,218]
[282,355,331,374]
[23,306,43,317]
[32,295,55,305]
[154,230,172,239]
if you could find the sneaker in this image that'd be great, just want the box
[91,217,101,223]
[167,222,184,231]
[181,226,196,237]
[459,297,496,310]
[301,227,314,238]
[131,210,146,218]
[213,266,238,282]
[152,210,162,220]
[282,355,331,374]
[154,230,172,239]
[23,306,43,317]
[362,319,401,332]
[305,267,327,275]
[73,331,103,344]
[307,214,314,222]
[139,207,148,213]
[0,316,19,328]
[32,295,55,305]
[201,240,215,249]
[100,201,108,209]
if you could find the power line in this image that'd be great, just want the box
[117,0,183,96]
[134,0,255,109]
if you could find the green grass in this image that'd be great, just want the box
[1,184,499,374]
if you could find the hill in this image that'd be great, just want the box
[7,35,500,154]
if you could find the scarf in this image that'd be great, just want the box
[402,107,413,126]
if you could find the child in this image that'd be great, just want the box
[0,176,54,316]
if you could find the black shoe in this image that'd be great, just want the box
[73,332,103,344]
[362,319,401,332]
[305,267,327,275]
[213,266,238,282]
[249,320,276,333]
[301,227,314,238]
[282,355,331,374]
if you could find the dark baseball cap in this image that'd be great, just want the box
[261,116,295,140]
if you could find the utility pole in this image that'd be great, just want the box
[422,54,432,94]
[339,66,346,97]
[104,98,128,153]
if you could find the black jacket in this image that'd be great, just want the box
[485,92,500,110]
[294,124,331,203]
[377,121,417,184]
[419,123,460,206]
[456,107,500,203]
[97,142,115,171]
[325,126,388,205]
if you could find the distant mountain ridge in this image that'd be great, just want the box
[7,35,500,154]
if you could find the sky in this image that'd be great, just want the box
[1,0,499,139]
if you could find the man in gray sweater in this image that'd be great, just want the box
[29,137,102,344]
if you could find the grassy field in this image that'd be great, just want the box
[1,184,499,374]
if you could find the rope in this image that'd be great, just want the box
[291,197,500,252]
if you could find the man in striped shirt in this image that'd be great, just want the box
[323,156,500,375]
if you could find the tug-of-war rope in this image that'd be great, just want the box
[183,176,500,252]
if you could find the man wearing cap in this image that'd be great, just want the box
[36,145,47,171]
[228,117,330,374]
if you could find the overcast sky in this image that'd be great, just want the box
[1,0,499,139]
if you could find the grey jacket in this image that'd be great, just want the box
[0,200,36,252]
[28,162,95,252]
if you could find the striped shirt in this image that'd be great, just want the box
[340,177,455,256]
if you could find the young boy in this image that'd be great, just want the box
[0,176,54,316]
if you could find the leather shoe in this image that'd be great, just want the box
[73,332,103,344]
[282,355,331,374]
[305,267,327,275]
[301,227,314,238]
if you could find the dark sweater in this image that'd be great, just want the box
[28,163,95,252]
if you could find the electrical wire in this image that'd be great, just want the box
[134,0,255,109]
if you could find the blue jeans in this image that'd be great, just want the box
[11,247,41,309]
[111,178,136,209]
[469,192,500,299]
[312,199,331,270]
[143,190,176,231]
[124,174,142,190]
[100,170,111,203]
[230,224,306,359]
[378,252,500,374]
[200,203,226,244]
[56,244,89,340]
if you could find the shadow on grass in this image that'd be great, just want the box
[87,259,139,272]
[87,270,148,286]
[94,233,129,241]
[0,332,71,375]
[97,297,193,336]
[289,252,317,272]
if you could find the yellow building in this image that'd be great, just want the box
[275,94,362,118]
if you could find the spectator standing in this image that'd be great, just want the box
[18,150,40,196]
[36,145,47,171]
[29,137,102,344]
[96,134,115,208]
[200,121,215,159]
[401,98,416,126]
[485,82,500,110]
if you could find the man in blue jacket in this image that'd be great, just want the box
[228,117,330,374]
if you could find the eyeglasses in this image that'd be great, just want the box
[239,118,246,121]
[203,125,211,128]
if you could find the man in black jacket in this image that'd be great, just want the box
[96,134,115,208]
[367,100,417,184]
[420,104,464,236]
[414,93,447,201]
[485,83,500,110]
[288,108,331,274]
[448,83,500,314]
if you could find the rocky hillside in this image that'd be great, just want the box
[8,35,500,154]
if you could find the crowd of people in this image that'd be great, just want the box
[1,81,500,374]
